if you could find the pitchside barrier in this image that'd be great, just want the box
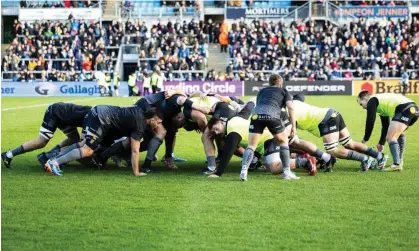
[1,82,129,97]
[3,80,418,97]
[353,80,419,96]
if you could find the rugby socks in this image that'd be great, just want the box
[279,146,291,171]
[365,147,383,160]
[241,147,254,170]
[45,150,60,159]
[55,148,83,165]
[50,144,61,152]
[7,145,24,158]
[314,149,331,162]
[397,135,406,161]
[296,156,308,169]
[99,141,126,160]
[207,156,216,171]
[346,150,368,162]
[143,137,163,169]
[53,143,79,160]
[389,141,401,165]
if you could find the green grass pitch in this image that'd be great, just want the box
[2,96,419,250]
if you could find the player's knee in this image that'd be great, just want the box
[324,141,339,154]
[269,163,283,175]
[155,126,167,139]
[339,135,352,149]
[81,145,94,157]
[36,136,49,147]
[386,135,396,143]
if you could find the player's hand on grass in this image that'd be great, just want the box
[376,144,384,152]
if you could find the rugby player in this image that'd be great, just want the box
[1,102,91,169]
[94,92,211,171]
[292,95,387,171]
[45,106,162,176]
[240,74,298,181]
[204,100,318,178]
[357,91,418,171]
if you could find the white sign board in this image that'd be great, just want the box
[19,8,101,21]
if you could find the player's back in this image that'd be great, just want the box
[293,100,329,135]
[52,102,91,126]
[96,105,144,130]
[253,87,290,118]
[188,96,220,109]
[373,93,414,117]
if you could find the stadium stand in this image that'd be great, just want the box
[225,18,419,81]
[125,19,210,81]
[19,0,99,8]
[2,19,122,81]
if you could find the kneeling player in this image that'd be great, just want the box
[263,138,317,175]
[2,102,91,169]
[45,105,162,176]
[357,91,418,171]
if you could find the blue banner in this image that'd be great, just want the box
[1,81,129,97]
[330,6,409,18]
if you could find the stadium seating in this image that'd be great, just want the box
[1,19,122,82]
[226,18,419,81]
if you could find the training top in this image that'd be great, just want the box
[363,93,414,143]
[96,105,146,141]
[372,93,413,118]
[293,100,329,137]
[226,116,271,153]
[51,102,91,127]
[253,87,292,119]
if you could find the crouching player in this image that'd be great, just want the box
[292,95,387,171]
[45,105,162,176]
[2,102,91,169]
[205,102,317,178]
[357,91,418,171]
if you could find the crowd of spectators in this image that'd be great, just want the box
[223,17,419,81]
[2,19,123,82]
[20,0,99,8]
[125,19,209,81]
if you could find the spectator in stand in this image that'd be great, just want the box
[219,20,229,53]
[222,18,419,81]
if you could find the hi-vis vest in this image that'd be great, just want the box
[113,75,120,87]
[157,74,164,89]
[373,93,413,118]
[128,74,136,87]
[98,76,106,87]
[151,73,158,86]
[132,85,140,94]
[104,75,111,87]
[143,76,151,88]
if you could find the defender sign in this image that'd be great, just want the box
[245,81,352,96]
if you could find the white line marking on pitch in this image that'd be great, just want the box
[2,97,101,111]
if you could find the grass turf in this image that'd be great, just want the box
[2,96,419,251]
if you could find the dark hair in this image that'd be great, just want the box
[357,90,370,100]
[144,107,163,120]
[293,94,305,102]
[207,117,222,130]
[269,74,283,86]
[172,112,186,129]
